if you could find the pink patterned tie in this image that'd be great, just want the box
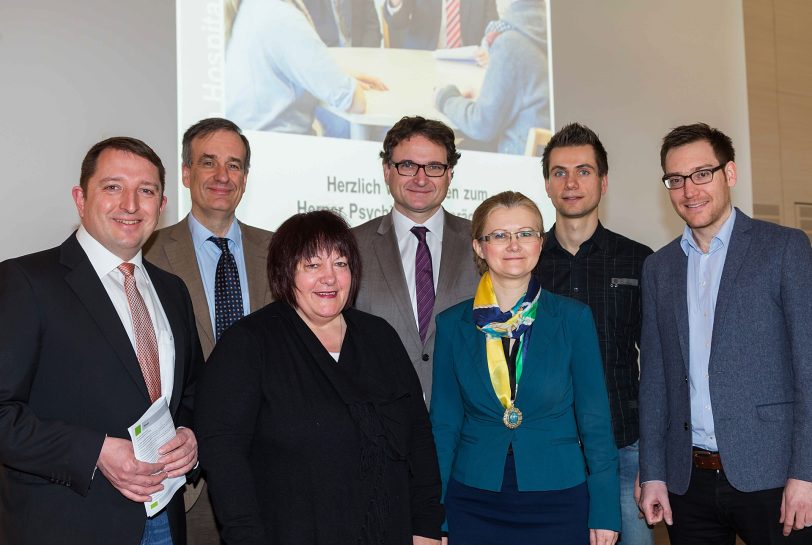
[446,0,462,48]
[411,226,435,344]
[118,263,161,403]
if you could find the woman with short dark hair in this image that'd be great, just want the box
[195,210,443,545]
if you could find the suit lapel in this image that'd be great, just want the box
[148,265,186,414]
[432,211,470,344]
[670,244,691,374]
[373,214,421,344]
[240,222,271,312]
[164,218,215,350]
[61,236,151,403]
[516,291,561,391]
[458,306,502,411]
[710,211,752,364]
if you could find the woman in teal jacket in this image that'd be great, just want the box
[430,191,620,544]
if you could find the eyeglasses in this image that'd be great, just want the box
[477,230,542,245]
[661,165,724,190]
[389,160,449,177]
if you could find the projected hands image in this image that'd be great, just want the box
[224,0,550,156]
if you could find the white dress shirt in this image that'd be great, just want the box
[76,226,175,400]
[392,207,445,327]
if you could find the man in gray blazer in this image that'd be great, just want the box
[145,118,273,545]
[353,116,480,406]
[638,123,812,543]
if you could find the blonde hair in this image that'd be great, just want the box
[470,191,544,274]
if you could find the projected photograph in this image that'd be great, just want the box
[177,0,554,230]
[223,0,550,156]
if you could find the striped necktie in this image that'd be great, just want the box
[411,226,435,343]
[446,0,462,48]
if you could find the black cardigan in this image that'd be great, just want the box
[195,302,443,544]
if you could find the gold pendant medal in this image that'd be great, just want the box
[503,404,523,429]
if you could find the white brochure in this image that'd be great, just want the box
[127,397,186,517]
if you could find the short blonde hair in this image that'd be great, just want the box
[470,191,544,274]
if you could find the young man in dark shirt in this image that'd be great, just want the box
[535,123,653,545]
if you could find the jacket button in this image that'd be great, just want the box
[684,422,689,431]
[422,354,429,362]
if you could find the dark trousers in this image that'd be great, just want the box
[667,466,812,544]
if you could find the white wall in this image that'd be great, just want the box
[0,0,178,261]
[1,0,750,260]
[550,0,752,250]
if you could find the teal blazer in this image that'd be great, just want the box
[430,290,621,531]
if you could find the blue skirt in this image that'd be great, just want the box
[446,453,589,545]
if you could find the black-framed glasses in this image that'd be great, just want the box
[662,165,724,190]
[389,160,449,177]
[477,230,542,245]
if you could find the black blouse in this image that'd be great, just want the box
[195,302,443,544]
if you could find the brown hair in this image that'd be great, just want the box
[379,115,461,168]
[80,137,165,194]
[542,122,608,179]
[266,210,362,309]
[471,191,544,274]
[660,122,735,171]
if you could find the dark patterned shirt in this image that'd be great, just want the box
[535,222,653,448]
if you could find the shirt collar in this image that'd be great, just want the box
[75,225,146,280]
[680,207,736,256]
[392,207,445,243]
[188,212,242,252]
[544,221,607,255]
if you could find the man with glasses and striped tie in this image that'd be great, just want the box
[353,116,480,406]
[382,0,497,50]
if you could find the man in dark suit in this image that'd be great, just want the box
[638,123,812,543]
[353,116,480,406]
[0,137,202,545]
[383,0,497,50]
[145,117,273,544]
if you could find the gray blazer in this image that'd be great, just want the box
[639,209,812,494]
[144,215,273,359]
[353,210,481,406]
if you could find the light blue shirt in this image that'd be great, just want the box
[680,207,737,452]
[188,214,251,334]
[225,0,355,134]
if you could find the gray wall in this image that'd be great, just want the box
[550,0,752,249]
[0,0,178,261]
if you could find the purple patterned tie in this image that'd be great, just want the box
[411,226,435,344]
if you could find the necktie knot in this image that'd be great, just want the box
[209,236,231,254]
[118,262,135,277]
[410,226,429,243]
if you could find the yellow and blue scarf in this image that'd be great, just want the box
[472,272,541,409]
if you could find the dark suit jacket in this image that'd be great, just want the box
[430,292,621,531]
[0,233,202,545]
[304,0,382,47]
[144,215,273,359]
[352,210,481,406]
[195,303,443,544]
[639,210,812,494]
[384,0,498,50]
